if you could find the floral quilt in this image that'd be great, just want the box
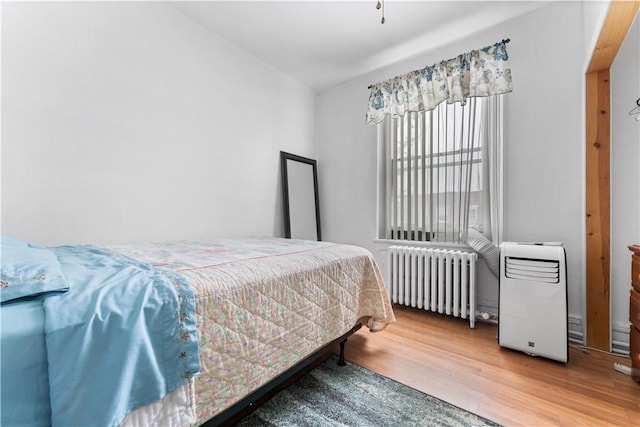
[112,237,395,424]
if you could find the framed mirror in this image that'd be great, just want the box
[280,151,321,241]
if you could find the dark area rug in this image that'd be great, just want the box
[235,356,501,427]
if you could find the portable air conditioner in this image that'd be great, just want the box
[498,242,568,362]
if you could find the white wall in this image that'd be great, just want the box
[582,0,610,67]
[1,2,317,246]
[317,2,586,330]
[610,12,640,352]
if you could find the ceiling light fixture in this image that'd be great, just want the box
[376,0,385,24]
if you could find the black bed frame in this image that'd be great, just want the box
[202,321,364,427]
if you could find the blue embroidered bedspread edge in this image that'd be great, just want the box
[44,245,200,427]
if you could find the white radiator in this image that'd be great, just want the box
[388,246,478,328]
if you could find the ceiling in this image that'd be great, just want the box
[168,1,551,92]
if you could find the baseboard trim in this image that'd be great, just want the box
[566,315,630,355]
[612,321,630,355]
[568,314,583,345]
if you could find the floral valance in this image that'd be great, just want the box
[366,40,513,124]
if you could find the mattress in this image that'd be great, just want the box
[1,237,395,427]
[113,238,395,425]
[2,237,200,427]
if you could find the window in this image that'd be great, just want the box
[377,96,503,245]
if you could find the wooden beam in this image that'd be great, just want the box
[588,1,640,73]
[585,69,611,350]
[585,1,638,351]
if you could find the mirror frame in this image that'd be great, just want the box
[280,151,322,241]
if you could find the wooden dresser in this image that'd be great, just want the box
[629,245,640,382]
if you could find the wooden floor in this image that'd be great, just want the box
[335,306,640,427]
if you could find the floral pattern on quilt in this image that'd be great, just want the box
[112,238,395,425]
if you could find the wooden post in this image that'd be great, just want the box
[585,69,611,350]
[585,1,639,351]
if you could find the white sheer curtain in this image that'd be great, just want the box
[483,95,504,246]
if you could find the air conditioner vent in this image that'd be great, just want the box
[505,256,560,284]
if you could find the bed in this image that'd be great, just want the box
[0,236,395,426]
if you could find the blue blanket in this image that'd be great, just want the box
[45,246,200,427]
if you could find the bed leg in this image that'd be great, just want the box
[337,339,347,366]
